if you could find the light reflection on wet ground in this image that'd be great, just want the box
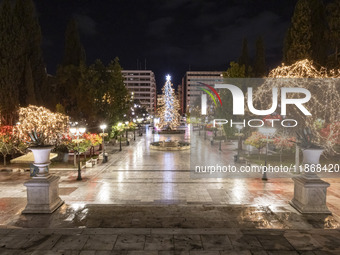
[0,127,339,229]
[7,204,340,229]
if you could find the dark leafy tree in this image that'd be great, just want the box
[108,57,130,124]
[14,0,47,105]
[283,0,312,64]
[55,103,66,114]
[218,62,247,137]
[254,36,266,77]
[87,59,108,122]
[223,62,246,78]
[77,63,95,122]
[57,19,86,119]
[215,89,235,138]
[45,74,58,110]
[62,19,86,66]
[326,0,340,67]
[0,0,21,125]
[309,0,328,66]
[85,58,129,126]
[56,64,82,119]
[283,0,327,65]
[24,58,37,105]
[238,38,251,77]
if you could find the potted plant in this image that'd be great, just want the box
[295,127,323,165]
[23,129,64,214]
[27,130,54,177]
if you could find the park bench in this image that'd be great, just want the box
[85,158,99,168]
[85,160,94,168]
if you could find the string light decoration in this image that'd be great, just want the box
[251,59,340,154]
[16,105,69,145]
[157,75,180,130]
[268,59,340,78]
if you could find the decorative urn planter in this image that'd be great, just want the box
[301,148,324,179]
[23,145,64,214]
[290,147,330,214]
[29,146,54,177]
[302,148,324,165]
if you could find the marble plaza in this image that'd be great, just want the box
[1,128,340,254]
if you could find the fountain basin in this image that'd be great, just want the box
[150,140,190,151]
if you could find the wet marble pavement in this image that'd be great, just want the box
[1,227,340,254]
[6,204,339,229]
[1,128,340,253]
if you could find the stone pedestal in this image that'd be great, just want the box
[23,175,64,214]
[290,148,331,214]
[290,176,331,214]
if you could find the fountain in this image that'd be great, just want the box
[150,138,190,151]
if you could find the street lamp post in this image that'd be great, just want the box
[70,127,86,181]
[235,125,243,162]
[137,118,144,136]
[100,124,107,163]
[258,127,276,181]
[125,121,129,146]
[204,126,206,140]
[218,127,223,151]
[118,123,122,151]
[133,119,136,141]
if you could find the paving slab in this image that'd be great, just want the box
[144,234,174,251]
[113,234,145,251]
[82,234,117,251]
[200,234,232,250]
[284,231,322,251]
[52,234,89,250]
[256,235,295,251]
[228,234,263,250]
[173,235,203,251]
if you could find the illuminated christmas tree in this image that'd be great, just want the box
[158,75,180,130]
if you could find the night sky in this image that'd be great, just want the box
[35,0,299,90]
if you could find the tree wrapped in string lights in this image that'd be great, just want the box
[251,59,340,154]
[158,75,180,130]
[268,59,340,78]
[16,105,69,145]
